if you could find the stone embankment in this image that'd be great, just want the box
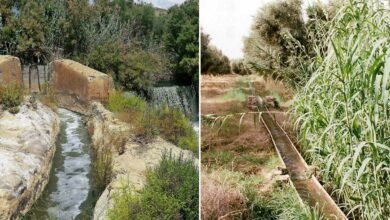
[0,56,115,219]
[0,99,59,220]
[88,103,197,220]
[0,55,23,85]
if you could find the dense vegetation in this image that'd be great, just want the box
[243,0,390,218]
[294,1,390,219]
[164,0,199,86]
[243,0,333,88]
[0,0,199,92]
[108,152,199,220]
[231,59,250,75]
[0,83,23,113]
[201,32,231,74]
[107,92,198,155]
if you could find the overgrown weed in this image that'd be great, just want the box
[107,91,198,155]
[108,152,199,220]
[0,83,24,112]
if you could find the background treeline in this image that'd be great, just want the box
[0,0,198,93]
[201,32,251,75]
[200,0,335,85]
[200,32,230,74]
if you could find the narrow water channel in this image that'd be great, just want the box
[27,108,94,220]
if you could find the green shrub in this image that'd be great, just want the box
[107,93,198,154]
[108,91,147,115]
[117,50,166,92]
[231,59,250,75]
[8,106,20,114]
[154,106,198,154]
[134,107,160,142]
[155,106,191,143]
[245,184,322,220]
[0,83,23,110]
[107,91,151,136]
[178,132,198,156]
[108,152,199,220]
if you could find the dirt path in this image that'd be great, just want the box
[261,112,347,220]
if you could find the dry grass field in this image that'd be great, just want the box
[200,74,316,219]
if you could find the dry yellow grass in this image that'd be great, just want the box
[201,171,247,220]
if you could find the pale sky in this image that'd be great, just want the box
[137,0,185,9]
[200,0,329,59]
[89,0,185,9]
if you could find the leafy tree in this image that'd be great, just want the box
[244,0,309,87]
[41,0,66,61]
[231,59,250,75]
[118,48,165,92]
[93,0,162,45]
[164,0,199,86]
[151,9,167,43]
[304,2,336,73]
[129,3,155,41]
[17,0,46,90]
[201,32,231,74]
[0,1,18,54]
[82,40,167,93]
[61,0,91,56]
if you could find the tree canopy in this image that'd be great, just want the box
[164,0,199,86]
[0,0,199,93]
[243,0,335,88]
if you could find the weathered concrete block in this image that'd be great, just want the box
[51,59,114,103]
[0,55,23,86]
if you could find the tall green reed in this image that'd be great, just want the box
[294,0,390,219]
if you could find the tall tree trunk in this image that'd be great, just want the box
[36,64,41,92]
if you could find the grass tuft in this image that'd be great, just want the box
[0,83,24,112]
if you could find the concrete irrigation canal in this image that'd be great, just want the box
[0,56,108,219]
[261,112,347,220]
[27,109,94,219]
[0,56,198,219]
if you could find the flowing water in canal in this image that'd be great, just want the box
[27,108,94,220]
